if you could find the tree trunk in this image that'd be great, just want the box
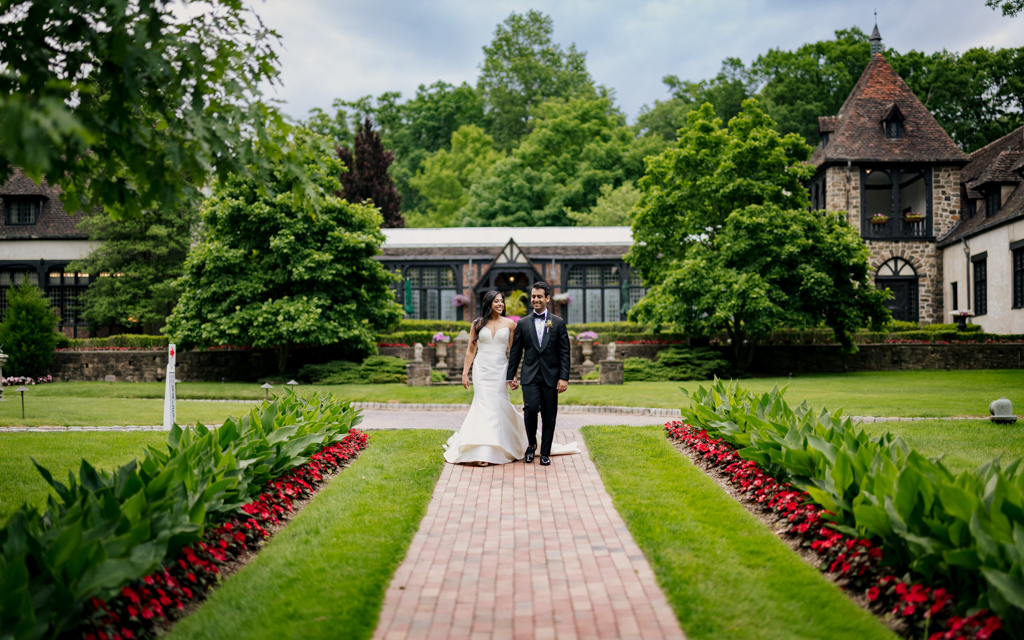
[274,343,291,373]
[727,322,756,371]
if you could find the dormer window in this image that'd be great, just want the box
[882,104,904,140]
[985,188,1001,218]
[820,132,830,146]
[967,198,978,219]
[5,198,41,225]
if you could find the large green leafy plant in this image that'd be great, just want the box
[684,379,1024,631]
[165,130,402,371]
[0,391,360,638]
[0,285,59,377]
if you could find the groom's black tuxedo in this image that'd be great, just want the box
[507,310,571,457]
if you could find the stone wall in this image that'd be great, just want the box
[48,341,1022,383]
[865,240,942,323]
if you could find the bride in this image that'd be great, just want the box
[443,290,578,466]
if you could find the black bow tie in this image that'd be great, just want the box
[533,312,547,319]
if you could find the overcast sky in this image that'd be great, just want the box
[252,0,1024,124]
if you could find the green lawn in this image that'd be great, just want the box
[858,419,1024,474]
[18,369,1023,417]
[167,429,448,640]
[0,396,256,427]
[583,425,896,640]
[0,431,168,524]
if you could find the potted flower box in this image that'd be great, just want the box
[950,309,974,332]
[870,214,890,225]
[904,212,924,223]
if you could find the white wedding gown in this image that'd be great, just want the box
[443,325,580,465]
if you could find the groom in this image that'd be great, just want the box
[506,282,571,466]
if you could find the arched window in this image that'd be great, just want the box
[402,265,459,320]
[875,258,919,322]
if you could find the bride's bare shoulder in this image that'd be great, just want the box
[503,318,517,330]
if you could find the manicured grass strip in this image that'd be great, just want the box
[582,425,897,640]
[0,396,255,427]
[859,419,1024,474]
[167,429,449,640]
[22,369,1024,415]
[0,431,168,524]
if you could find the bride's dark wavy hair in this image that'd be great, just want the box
[472,290,505,346]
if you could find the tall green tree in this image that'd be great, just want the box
[461,96,665,227]
[477,10,594,149]
[406,125,504,228]
[0,285,59,377]
[628,101,889,367]
[0,0,304,220]
[69,204,199,333]
[338,118,404,228]
[165,130,402,371]
[565,182,641,226]
[987,0,1024,16]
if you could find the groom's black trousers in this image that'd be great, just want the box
[522,380,558,457]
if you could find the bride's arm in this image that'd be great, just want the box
[462,325,478,390]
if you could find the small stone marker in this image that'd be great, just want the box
[407,344,431,386]
[104,375,117,382]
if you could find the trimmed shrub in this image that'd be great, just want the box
[622,347,729,382]
[299,355,408,384]
[0,285,59,376]
[65,334,170,349]
[385,320,471,334]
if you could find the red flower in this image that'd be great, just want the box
[867,587,880,601]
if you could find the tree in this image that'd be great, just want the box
[406,125,504,227]
[69,204,199,333]
[303,100,353,148]
[987,0,1024,16]
[565,182,641,226]
[477,10,594,149]
[0,0,302,221]
[164,130,402,371]
[337,118,404,228]
[0,285,59,377]
[628,101,889,367]
[461,96,665,227]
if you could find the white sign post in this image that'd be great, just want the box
[163,344,177,429]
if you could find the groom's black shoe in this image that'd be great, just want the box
[540,455,551,466]
[524,446,536,463]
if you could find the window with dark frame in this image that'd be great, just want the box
[986,188,1001,218]
[967,199,977,219]
[400,265,459,321]
[951,282,958,312]
[46,270,89,325]
[0,269,41,322]
[564,264,635,324]
[973,258,987,316]
[1013,247,1024,309]
[6,199,40,225]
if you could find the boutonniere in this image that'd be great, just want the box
[545,321,553,329]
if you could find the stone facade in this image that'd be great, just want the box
[825,165,861,224]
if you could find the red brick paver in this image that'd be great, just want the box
[373,430,686,640]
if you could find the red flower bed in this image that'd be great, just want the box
[377,342,410,347]
[665,421,1005,640]
[79,430,370,640]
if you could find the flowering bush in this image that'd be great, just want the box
[78,430,370,640]
[452,294,470,307]
[666,420,1005,639]
[2,374,52,385]
[951,310,975,318]
[576,331,598,341]
[432,332,450,343]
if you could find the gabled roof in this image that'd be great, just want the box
[809,54,969,168]
[938,126,1024,247]
[0,168,88,240]
[477,238,545,282]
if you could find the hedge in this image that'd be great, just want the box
[683,379,1024,633]
[63,334,170,350]
[0,391,362,638]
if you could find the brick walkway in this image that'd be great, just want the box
[372,429,686,640]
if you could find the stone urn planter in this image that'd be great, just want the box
[435,341,449,368]
[578,339,594,367]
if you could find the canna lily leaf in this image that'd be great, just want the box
[981,567,1024,609]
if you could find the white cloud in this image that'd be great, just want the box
[249,0,1024,123]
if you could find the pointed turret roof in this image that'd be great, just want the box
[809,53,968,168]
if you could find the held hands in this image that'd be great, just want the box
[507,378,519,391]
[557,379,568,394]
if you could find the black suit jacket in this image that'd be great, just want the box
[506,312,571,386]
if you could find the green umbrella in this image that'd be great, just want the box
[403,279,414,315]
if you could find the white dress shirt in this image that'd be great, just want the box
[533,310,547,344]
